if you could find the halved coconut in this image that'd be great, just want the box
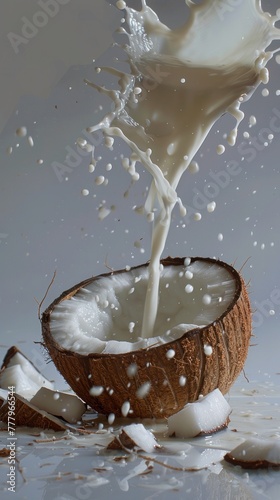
[41,257,252,419]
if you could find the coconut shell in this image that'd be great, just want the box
[41,257,252,419]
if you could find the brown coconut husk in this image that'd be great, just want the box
[0,395,67,432]
[41,257,252,419]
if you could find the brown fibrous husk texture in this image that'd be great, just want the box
[0,395,67,432]
[41,257,252,419]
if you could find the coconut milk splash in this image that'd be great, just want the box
[86,0,280,339]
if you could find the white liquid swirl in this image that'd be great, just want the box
[86,0,280,339]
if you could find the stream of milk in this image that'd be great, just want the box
[86,0,280,339]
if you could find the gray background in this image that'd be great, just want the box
[0,0,280,385]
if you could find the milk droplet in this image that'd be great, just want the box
[207,201,216,213]
[95,175,105,185]
[184,257,191,267]
[188,161,199,174]
[185,284,194,293]
[166,349,175,359]
[127,363,138,378]
[204,344,213,356]
[81,189,89,196]
[53,392,60,400]
[134,240,142,249]
[217,144,225,155]
[121,401,130,417]
[105,136,114,148]
[98,206,111,220]
[218,233,223,241]
[89,163,95,173]
[194,212,202,221]
[134,86,142,95]
[108,413,115,425]
[262,88,269,97]
[89,386,104,396]
[249,115,257,127]
[116,0,126,9]
[128,322,135,333]
[77,137,87,148]
[16,126,27,137]
[269,309,275,316]
[202,294,212,305]
[136,382,151,399]
[167,142,176,155]
[28,136,34,147]
[179,376,187,387]
[185,270,193,279]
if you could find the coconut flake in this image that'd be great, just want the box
[168,389,231,438]
[107,423,159,453]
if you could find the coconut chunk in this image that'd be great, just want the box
[0,346,53,399]
[0,364,45,401]
[167,389,231,438]
[0,394,67,432]
[224,438,280,469]
[107,423,159,453]
[30,387,86,424]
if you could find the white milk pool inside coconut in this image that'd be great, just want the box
[50,0,280,352]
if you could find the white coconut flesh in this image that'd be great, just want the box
[49,260,236,355]
[167,388,231,438]
[108,423,159,453]
[30,387,86,424]
[0,347,86,425]
[0,350,54,400]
